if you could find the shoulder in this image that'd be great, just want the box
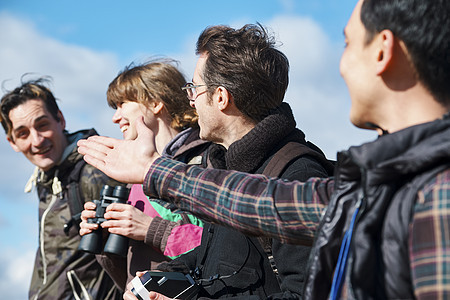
[173,128,211,165]
[80,162,123,187]
[264,139,333,182]
[78,160,123,201]
[416,168,450,210]
[280,155,330,182]
[409,168,450,298]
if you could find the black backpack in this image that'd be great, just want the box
[63,159,88,235]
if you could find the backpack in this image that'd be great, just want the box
[63,159,88,235]
[259,141,335,277]
[263,141,335,178]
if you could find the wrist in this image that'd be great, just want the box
[142,153,161,183]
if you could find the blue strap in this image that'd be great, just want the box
[330,203,360,300]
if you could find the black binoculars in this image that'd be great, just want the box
[78,185,130,256]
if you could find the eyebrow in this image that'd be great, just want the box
[12,115,49,134]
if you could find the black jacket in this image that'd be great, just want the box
[224,103,332,300]
[161,103,333,299]
[305,113,450,299]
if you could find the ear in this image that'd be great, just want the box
[375,29,395,75]
[150,101,165,115]
[7,136,20,152]
[215,86,232,111]
[57,110,66,130]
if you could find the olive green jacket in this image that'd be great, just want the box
[28,129,122,300]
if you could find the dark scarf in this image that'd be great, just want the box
[209,102,308,173]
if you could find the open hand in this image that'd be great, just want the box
[77,117,161,184]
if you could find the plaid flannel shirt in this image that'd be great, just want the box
[144,156,450,299]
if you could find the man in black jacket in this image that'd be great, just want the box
[143,24,332,300]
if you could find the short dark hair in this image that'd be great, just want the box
[196,23,290,122]
[0,76,61,140]
[361,0,450,107]
[107,59,198,131]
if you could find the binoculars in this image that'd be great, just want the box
[78,185,130,256]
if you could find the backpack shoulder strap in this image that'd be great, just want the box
[64,159,88,235]
[260,141,327,278]
[263,141,327,178]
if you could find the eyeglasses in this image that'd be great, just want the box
[181,83,207,101]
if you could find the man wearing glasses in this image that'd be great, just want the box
[127,24,333,300]
[179,23,332,299]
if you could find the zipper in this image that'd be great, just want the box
[329,165,367,300]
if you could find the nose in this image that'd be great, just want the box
[189,99,195,108]
[112,108,122,123]
[30,129,45,147]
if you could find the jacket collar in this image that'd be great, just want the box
[338,114,450,185]
[225,102,306,173]
[24,128,98,192]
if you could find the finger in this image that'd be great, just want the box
[123,290,139,300]
[78,141,112,160]
[77,140,104,156]
[82,154,106,171]
[81,210,96,220]
[84,201,96,210]
[86,135,118,147]
[79,228,90,236]
[101,219,127,229]
[79,225,96,236]
[149,291,172,300]
[80,221,99,230]
[106,202,129,213]
[103,209,130,221]
[78,136,117,149]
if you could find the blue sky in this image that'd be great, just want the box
[0,1,375,298]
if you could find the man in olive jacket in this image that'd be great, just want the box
[0,78,122,300]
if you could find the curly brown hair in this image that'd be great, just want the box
[196,23,289,122]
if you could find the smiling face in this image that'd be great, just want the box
[112,100,156,140]
[7,99,68,171]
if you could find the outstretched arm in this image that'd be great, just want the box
[144,156,334,245]
[77,116,334,244]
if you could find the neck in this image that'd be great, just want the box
[220,117,256,149]
[153,121,180,154]
[376,85,447,133]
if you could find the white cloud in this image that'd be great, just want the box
[0,11,122,139]
[0,249,35,300]
[267,15,375,158]
[279,0,295,12]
